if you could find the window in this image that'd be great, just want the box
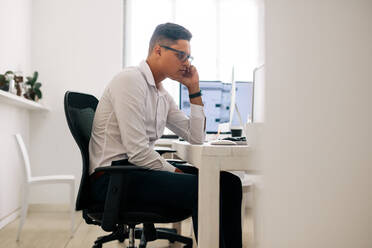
[123,0,263,105]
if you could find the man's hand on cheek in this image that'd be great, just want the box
[178,65,200,92]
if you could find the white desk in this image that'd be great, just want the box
[172,141,259,248]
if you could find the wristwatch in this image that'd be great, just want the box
[189,90,202,99]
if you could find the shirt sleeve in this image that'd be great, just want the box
[166,94,206,144]
[109,71,176,172]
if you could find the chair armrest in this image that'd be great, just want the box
[95,165,148,173]
[99,164,148,232]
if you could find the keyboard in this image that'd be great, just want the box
[222,137,247,145]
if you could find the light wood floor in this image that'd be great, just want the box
[0,205,254,248]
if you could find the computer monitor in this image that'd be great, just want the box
[180,81,226,133]
[179,81,253,133]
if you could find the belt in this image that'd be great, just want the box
[90,171,105,182]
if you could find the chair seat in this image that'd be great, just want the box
[29,175,75,184]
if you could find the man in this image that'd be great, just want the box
[89,23,242,248]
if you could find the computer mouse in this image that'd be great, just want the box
[209,139,237,145]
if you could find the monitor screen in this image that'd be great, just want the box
[180,81,253,133]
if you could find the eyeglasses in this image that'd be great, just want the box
[160,45,194,63]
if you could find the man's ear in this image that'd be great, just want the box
[154,44,162,56]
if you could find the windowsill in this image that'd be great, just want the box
[0,90,49,111]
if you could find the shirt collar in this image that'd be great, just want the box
[138,60,166,96]
[139,60,156,87]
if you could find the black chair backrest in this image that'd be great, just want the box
[64,91,98,210]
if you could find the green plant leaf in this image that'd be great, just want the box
[34,82,42,90]
[35,89,42,99]
[33,71,38,82]
[26,76,34,85]
[5,71,14,75]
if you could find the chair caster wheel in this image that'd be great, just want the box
[92,243,102,248]
[118,237,125,243]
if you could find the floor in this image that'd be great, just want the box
[0,205,254,248]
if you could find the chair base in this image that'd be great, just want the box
[93,224,127,248]
[92,224,193,248]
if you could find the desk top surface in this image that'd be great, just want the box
[173,140,251,157]
[173,140,257,171]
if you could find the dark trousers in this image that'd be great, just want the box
[90,162,242,248]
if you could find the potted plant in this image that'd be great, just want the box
[24,71,42,101]
[0,71,14,92]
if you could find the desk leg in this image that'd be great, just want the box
[198,158,220,248]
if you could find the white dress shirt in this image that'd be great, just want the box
[89,60,205,174]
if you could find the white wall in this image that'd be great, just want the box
[0,0,32,73]
[29,0,122,203]
[0,0,32,228]
[261,0,372,247]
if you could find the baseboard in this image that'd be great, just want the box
[0,208,20,229]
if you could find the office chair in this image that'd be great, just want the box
[64,91,193,248]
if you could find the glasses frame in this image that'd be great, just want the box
[160,45,193,63]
